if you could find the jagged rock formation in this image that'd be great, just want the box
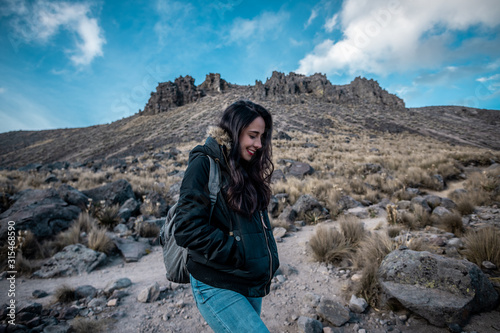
[141,71,405,115]
[199,73,230,93]
[254,71,405,109]
[140,75,205,115]
[141,73,230,115]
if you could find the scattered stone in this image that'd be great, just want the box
[75,285,97,299]
[33,244,106,278]
[349,295,368,313]
[107,299,118,307]
[482,261,497,270]
[273,227,287,239]
[113,223,129,236]
[138,282,160,303]
[297,316,323,333]
[338,196,362,210]
[105,278,132,294]
[317,297,350,327]
[32,290,49,298]
[118,198,140,221]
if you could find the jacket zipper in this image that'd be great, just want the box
[260,211,273,288]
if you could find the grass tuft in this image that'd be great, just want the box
[338,215,365,246]
[309,224,351,264]
[71,318,112,333]
[463,226,500,268]
[88,228,115,254]
[54,284,76,303]
[96,204,120,229]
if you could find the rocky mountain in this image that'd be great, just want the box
[0,71,498,168]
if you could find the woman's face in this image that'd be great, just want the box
[239,116,266,161]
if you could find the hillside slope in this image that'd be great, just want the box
[0,72,498,169]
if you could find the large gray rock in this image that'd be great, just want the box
[292,195,328,220]
[286,161,315,179]
[378,249,499,327]
[105,277,132,294]
[297,316,323,333]
[83,179,135,206]
[316,297,350,327]
[338,195,362,210]
[56,184,89,207]
[113,237,151,262]
[0,188,81,239]
[33,244,106,278]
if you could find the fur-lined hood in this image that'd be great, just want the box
[207,126,232,153]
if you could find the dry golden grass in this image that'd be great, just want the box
[452,194,476,215]
[435,212,464,236]
[71,318,113,333]
[463,226,500,268]
[412,205,432,228]
[350,232,396,306]
[18,230,45,259]
[338,215,366,246]
[309,224,351,264]
[387,225,404,238]
[88,227,115,254]
[47,223,82,254]
[96,204,120,229]
[76,211,98,232]
[54,284,76,303]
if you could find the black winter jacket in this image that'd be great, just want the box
[173,127,280,297]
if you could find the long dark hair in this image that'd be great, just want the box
[219,100,274,216]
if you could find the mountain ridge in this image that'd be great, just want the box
[0,71,498,169]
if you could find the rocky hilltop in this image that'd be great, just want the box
[140,71,405,115]
[0,71,498,169]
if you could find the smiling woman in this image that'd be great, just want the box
[172,100,279,332]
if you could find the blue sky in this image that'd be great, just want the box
[1,0,499,133]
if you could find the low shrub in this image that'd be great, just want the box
[54,284,76,303]
[339,215,365,246]
[309,224,351,264]
[97,204,120,229]
[88,228,115,254]
[436,212,464,236]
[71,318,112,333]
[463,226,500,268]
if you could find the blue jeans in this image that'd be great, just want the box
[190,275,270,332]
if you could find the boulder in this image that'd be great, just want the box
[113,237,151,262]
[83,179,135,206]
[271,169,286,183]
[56,184,89,207]
[268,195,280,218]
[316,297,351,327]
[118,198,140,221]
[423,195,442,210]
[33,244,106,278]
[286,162,315,179]
[292,194,328,221]
[411,196,432,213]
[0,188,81,239]
[431,206,453,218]
[75,285,97,299]
[378,249,499,327]
[338,196,362,210]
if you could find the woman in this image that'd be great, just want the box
[174,100,280,332]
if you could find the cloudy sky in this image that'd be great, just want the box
[1,0,499,133]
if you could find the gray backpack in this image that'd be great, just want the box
[160,155,221,284]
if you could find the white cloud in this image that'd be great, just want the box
[305,9,318,28]
[4,0,105,66]
[323,14,338,33]
[297,0,500,76]
[477,73,500,83]
[0,88,5,94]
[228,10,289,43]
